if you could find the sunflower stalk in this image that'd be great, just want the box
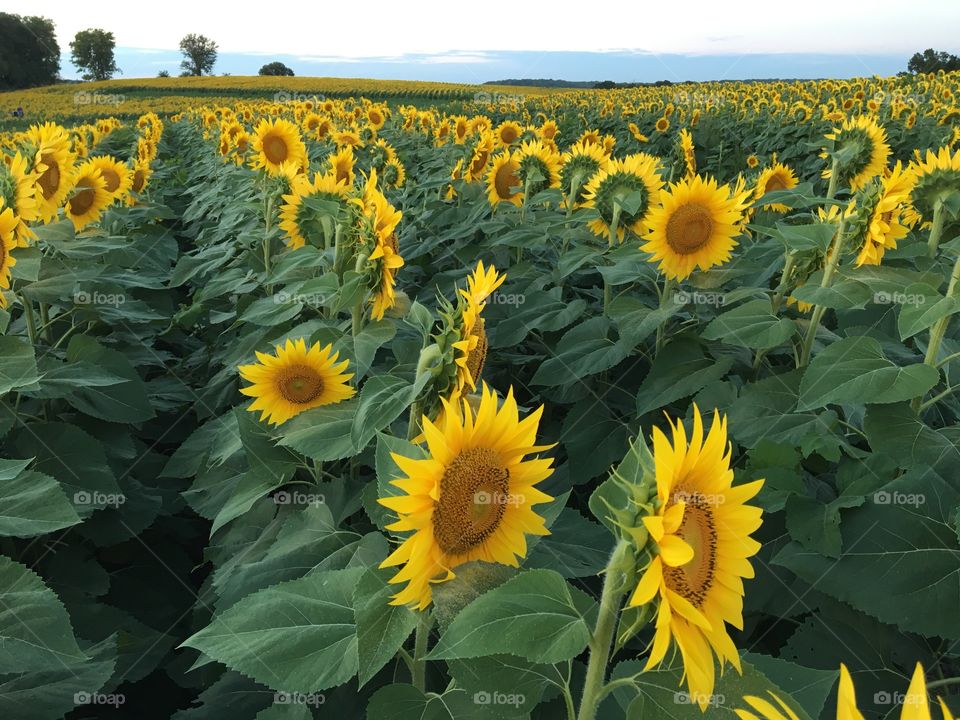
[262,192,275,295]
[771,251,798,314]
[799,218,847,367]
[926,200,946,259]
[915,248,960,410]
[411,611,432,692]
[655,277,677,356]
[825,158,840,201]
[576,539,632,720]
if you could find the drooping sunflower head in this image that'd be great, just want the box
[238,338,355,426]
[64,160,111,232]
[382,158,406,189]
[641,174,751,280]
[362,170,404,320]
[368,138,397,171]
[486,151,523,208]
[910,145,960,223]
[821,115,891,192]
[560,140,612,206]
[515,140,561,198]
[582,153,665,242]
[466,132,495,183]
[279,172,349,250]
[848,161,917,267]
[628,405,764,710]
[251,118,307,175]
[379,383,554,610]
[754,161,800,213]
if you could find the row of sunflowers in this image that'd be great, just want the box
[0,71,959,719]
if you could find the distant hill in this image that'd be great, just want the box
[484,78,686,89]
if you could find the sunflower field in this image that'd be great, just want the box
[0,72,959,720]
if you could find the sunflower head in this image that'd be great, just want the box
[848,161,917,267]
[910,146,960,223]
[251,118,307,175]
[65,160,111,232]
[641,174,750,280]
[378,384,554,610]
[628,405,764,710]
[361,170,404,320]
[0,152,38,245]
[754,161,800,213]
[515,140,561,197]
[486,152,523,208]
[279,172,349,250]
[821,116,891,192]
[238,338,355,426]
[582,154,665,242]
[560,140,611,206]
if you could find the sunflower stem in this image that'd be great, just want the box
[771,251,797,314]
[19,294,38,347]
[914,248,960,411]
[576,540,631,720]
[799,218,847,367]
[655,277,677,356]
[825,158,840,200]
[411,611,432,692]
[263,192,275,295]
[926,200,946,259]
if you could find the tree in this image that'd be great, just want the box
[259,61,294,77]
[70,28,120,81]
[907,48,960,74]
[0,13,60,90]
[179,34,217,76]
[157,70,170,78]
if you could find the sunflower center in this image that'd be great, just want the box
[264,134,289,164]
[276,364,325,404]
[665,203,714,255]
[132,170,146,193]
[101,168,120,193]
[494,161,520,200]
[662,493,717,608]
[500,126,518,144]
[433,447,510,555]
[764,175,788,192]
[37,155,60,198]
[69,186,96,216]
[466,318,488,383]
[470,149,490,177]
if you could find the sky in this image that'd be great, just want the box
[6,0,960,83]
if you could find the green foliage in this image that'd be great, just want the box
[69,28,120,81]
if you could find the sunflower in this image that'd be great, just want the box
[641,174,750,280]
[327,146,356,187]
[746,155,760,169]
[382,159,406,189]
[0,153,38,246]
[486,152,523,208]
[560,140,611,206]
[515,140,561,197]
[466,132,495,183]
[363,170,404,320]
[238,338,355,426]
[754,161,799,213]
[582,153,665,242]
[849,161,916,267]
[452,115,470,144]
[64,160,111,232]
[279,172,349,249]
[629,405,764,711]
[910,146,960,223]
[494,120,522,148]
[379,384,554,610]
[655,117,671,133]
[821,116,890,192]
[25,122,76,223]
[88,155,133,204]
[677,129,697,179]
[0,202,19,306]
[251,118,307,175]
[366,105,387,131]
[333,127,363,148]
[452,261,505,395]
[538,119,558,142]
[125,160,153,206]
[735,663,955,720]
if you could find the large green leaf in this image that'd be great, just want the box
[0,336,39,396]
[798,336,938,410]
[182,567,364,692]
[277,400,358,461]
[64,335,155,422]
[0,458,81,537]
[353,566,417,687]
[635,339,732,416]
[701,299,796,349]
[367,684,472,720]
[426,569,594,664]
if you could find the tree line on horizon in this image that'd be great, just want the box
[0,14,958,91]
